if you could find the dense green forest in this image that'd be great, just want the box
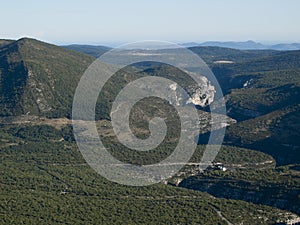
[1,123,296,224]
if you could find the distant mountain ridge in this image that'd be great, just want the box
[182,40,300,50]
[62,44,111,58]
[0,39,14,47]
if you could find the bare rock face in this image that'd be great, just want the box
[168,75,215,107]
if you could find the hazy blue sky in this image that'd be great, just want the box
[1,0,299,45]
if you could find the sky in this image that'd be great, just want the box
[1,0,300,45]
